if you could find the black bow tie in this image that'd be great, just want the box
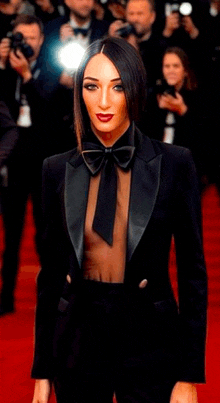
[82,142,135,245]
[73,28,89,37]
[82,142,135,175]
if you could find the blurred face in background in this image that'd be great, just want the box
[126,0,155,38]
[65,0,94,21]
[162,53,186,91]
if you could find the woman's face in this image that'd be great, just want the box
[82,53,130,146]
[162,53,186,91]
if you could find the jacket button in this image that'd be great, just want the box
[66,274,72,284]
[139,279,148,289]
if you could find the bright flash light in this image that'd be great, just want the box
[179,2,193,15]
[58,41,86,71]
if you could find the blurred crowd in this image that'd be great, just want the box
[0,0,220,315]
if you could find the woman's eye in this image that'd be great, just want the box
[83,84,97,90]
[113,84,124,92]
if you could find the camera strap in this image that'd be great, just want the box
[15,61,41,128]
[163,112,175,144]
[15,77,32,128]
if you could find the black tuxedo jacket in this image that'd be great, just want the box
[31,127,207,384]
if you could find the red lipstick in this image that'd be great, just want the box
[96,114,114,122]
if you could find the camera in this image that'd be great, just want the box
[165,2,193,17]
[156,79,177,98]
[116,23,136,38]
[7,32,34,59]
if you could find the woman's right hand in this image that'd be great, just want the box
[32,379,51,403]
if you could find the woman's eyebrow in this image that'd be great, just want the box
[83,76,99,81]
[83,77,121,82]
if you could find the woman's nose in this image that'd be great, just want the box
[99,89,110,110]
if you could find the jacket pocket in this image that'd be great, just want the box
[153,298,179,347]
[153,298,178,315]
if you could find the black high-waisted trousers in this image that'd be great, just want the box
[53,280,179,403]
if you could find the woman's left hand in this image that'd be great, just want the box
[157,92,188,116]
[170,382,198,403]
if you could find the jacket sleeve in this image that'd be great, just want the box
[31,157,69,379]
[173,148,207,383]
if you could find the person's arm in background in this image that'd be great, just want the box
[0,100,19,169]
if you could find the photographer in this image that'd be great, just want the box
[163,2,199,40]
[0,14,74,316]
[108,0,168,91]
[42,0,110,88]
[160,0,209,84]
[141,46,206,188]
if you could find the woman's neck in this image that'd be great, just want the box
[91,122,131,148]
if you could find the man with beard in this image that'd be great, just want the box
[109,0,167,91]
[42,0,110,88]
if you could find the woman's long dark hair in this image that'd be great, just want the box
[162,46,197,91]
[74,36,147,150]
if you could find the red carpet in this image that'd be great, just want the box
[0,184,220,402]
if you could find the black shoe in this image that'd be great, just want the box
[0,303,14,317]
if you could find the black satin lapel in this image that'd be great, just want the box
[65,161,90,268]
[127,153,162,262]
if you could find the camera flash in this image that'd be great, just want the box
[179,2,193,16]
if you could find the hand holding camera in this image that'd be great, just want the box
[0,33,33,81]
[181,15,199,38]
[108,20,138,49]
[9,49,32,82]
[163,12,180,37]
[157,91,188,116]
[108,19,125,37]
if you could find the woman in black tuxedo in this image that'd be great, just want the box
[31,37,207,403]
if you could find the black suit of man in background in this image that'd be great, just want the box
[0,15,74,315]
